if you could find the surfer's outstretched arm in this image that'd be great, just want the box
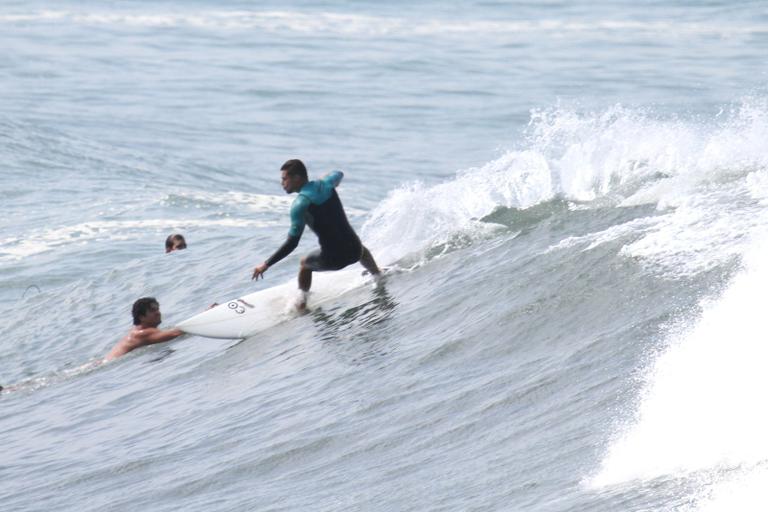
[252,193,309,280]
[252,233,301,280]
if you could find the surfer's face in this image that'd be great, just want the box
[281,170,303,193]
[143,303,162,327]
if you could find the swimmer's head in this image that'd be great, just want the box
[132,297,161,326]
[165,233,187,253]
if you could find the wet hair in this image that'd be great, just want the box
[165,233,187,252]
[281,159,308,180]
[132,297,159,325]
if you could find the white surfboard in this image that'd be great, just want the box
[176,269,371,339]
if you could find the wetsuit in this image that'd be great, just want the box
[266,171,362,271]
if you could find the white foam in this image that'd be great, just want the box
[167,190,367,217]
[538,103,768,274]
[166,191,292,212]
[364,101,768,270]
[545,215,662,254]
[589,238,768,492]
[688,464,768,512]
[362,150,551,263]
[0,218,277,261]
[525,103,768,206]
[619,189,766,277]
[0,9,763,39]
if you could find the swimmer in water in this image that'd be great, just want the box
[105,297,184,361]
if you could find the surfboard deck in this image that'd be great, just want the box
[176,268,387,339]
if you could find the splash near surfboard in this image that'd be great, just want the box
[176,268,393,339]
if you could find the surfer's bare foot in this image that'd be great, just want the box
[363,266,389,276]
[294,290,309,312]
[371,272,387,290]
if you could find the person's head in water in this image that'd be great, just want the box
[132,297,161,327]
[281,159,308,193]
[165,233,187,253]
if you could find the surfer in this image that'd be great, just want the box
[105,297,184,361]
[251,159,381,308]
[165,233,187,253]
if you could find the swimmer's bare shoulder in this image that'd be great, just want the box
[105,327,139,361]
[105,326,183,362]
[105,298,207,362]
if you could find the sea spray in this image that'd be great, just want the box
[590,238,768,508]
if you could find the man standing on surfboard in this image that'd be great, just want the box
[251,159,381,308]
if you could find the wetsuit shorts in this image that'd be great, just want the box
[303,243,362,271]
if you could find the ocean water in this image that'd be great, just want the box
[2,1,768,510]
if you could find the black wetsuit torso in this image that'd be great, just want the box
[265,172,361,269]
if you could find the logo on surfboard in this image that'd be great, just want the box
[227,299,255,315]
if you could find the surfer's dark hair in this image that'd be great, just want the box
[281,159,308,180]
[132,297,158,325]
[165,233,186,252]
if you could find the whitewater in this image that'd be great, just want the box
[3,1,768,511]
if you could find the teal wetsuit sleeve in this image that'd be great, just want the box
[322,170,344,189]
[287,195,309,237]
[299,172,343,206]
[265,195,310,267]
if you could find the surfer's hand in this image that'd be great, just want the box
[252,263,268,280]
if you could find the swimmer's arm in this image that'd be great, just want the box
[104,328,184,361]
[104,341,130,361]
[139,327,184,345]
